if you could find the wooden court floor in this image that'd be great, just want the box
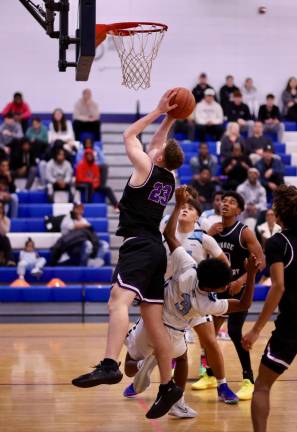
[0,322,296,432]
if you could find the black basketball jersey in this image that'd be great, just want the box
[214,221,249,281]
[116,164,175,238]
[265,229,297,335]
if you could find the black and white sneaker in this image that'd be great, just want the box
[72,359,123,388]
[146,380,183,419]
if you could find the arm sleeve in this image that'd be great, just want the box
[21,102,31,120]
[171,246,196,276]
[213,104,224,124]
[202,234,224,258]
[265,234,286,267]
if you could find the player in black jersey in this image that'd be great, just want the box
[243,185,297,432]
[72,89,185,419]
[211,191,264,400]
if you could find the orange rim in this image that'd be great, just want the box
[96,22,167,45]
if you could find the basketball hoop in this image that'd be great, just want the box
[96,22,168,90]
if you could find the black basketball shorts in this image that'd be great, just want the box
[261,327,297,375]
[112,236,167,304]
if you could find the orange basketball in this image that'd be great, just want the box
[169,87,196,119]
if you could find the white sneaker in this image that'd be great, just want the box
[31,267,43,278]
[168,396,197,418]
[133,354,158,394]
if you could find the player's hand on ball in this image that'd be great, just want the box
[175,186,189,207]
[157,89,178,113]
[242,328,260,351]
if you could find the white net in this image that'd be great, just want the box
[109,24,167,90]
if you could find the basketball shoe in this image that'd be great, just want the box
[168,395,197,418]
[236,379,254,400]
[72,358,123,388]
[133,353,158,394]
[123,383,137,398]
[217,383,239,404]
[191,373,217,390]
[146,380,183,419]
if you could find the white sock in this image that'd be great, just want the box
[217,378,227,386]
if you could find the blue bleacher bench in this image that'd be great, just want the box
[18,204,107,218]
[13,250,111,266]
[10,218,108,233]
[17,190,106,204]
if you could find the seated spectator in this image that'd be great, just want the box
[220,122,245,160]
[226,91,253,136]
[194,89,224,141]
[76,148,118,208]
[199,190,223,233]
[222,142,251,190]
[255,144,284,199]
[0,202,15,266]
[281,76,297,121]
[2,92,31,133]
[245,121,274,165]
[189,142,218,178]
[258,94,284,143]
[236,167,267,230]
[172,117,195,141]
[45,148,74,203]
[17,238,46,279]
[190,167,217,211]
[0,159,18,217]
[73,89,101,141]
[10,138,37,190]
[48,108,78,155]
[25,117,49,159]
[257,208,281,248]
[76,138,107,178]
[0,113,23,156]
[219,74,239,114]
[241,77,259,119]
[51,203,99,266]
[192,72,215,103]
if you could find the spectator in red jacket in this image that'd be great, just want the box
[76,149,118,208]
[2,92,32,133]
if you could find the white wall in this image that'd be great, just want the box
[1,0,297,113]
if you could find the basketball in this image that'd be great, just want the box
[169,87,196,119]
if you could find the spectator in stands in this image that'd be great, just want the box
[48,108,78,155]
[17,238,46,279]
[258,94,284,142]
[245,121,274,165]
[0,113,23,156]
[241,77,259,119]
[256,144,284,198]
[194,89,224,141]
[220,122,245,160]
[226,90,253,136]
[10,138,37,190]
[256,208,281,248]
[222,142,251,190]
[219,75,239,114]
[189,142,218,178]
[0,202,15,266]
[190,167,217,211]
[199,191,223,235]
[25,117,49,159]
[192,72,215,103]
[76,148,118,208]
[237,167,267,230]
[75,137,108,184]
[2,92,31,133]
[73,89,101,141]
[281,76,297,120]
[0,159,18,217]
[45,148,74,203]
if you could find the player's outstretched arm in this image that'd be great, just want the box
[123,89,177,174]
[163,186,189,252]
[227,254,260,314]
[242,262,285,351]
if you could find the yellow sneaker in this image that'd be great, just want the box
[191,374,217,390]
[236,379,254,400]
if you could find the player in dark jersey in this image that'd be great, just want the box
[242,185,297,432]
[211,191,264,400]
[72,89,185,419]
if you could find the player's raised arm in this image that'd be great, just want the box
[123,89,177,174]
[163,186,189,252]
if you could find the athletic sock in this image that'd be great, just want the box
[206,367,214,377]
[217,378,227,386]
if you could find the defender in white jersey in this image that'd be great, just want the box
[123,187,260,417]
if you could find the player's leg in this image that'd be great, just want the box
[227,311,254,400]
[251,363,279,432]
[191,318,238,404]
